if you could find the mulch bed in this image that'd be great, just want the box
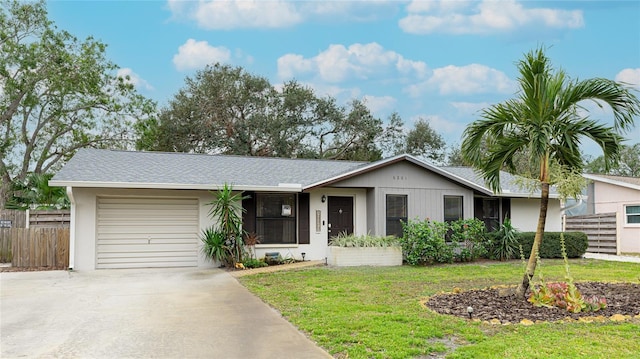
[426,282,640,323]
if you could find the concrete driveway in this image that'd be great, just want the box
[1,268,331,358]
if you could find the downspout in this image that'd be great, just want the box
[66,186,75,270]
[561,197,584,213]
[560,197,584,232]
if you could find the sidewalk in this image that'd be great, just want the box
[583,253,640,263]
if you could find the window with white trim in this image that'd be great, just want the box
[625,205,640,225]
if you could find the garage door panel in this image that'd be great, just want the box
[96,235,199,243]
[98,211,199,219]
[97,257,198,269]
[98,250,198,258]
[97,226,199,235]
[98,209,199,218]
[98,243,198,252]
[96,197,199,269]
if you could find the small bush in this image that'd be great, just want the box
[242,258,268,268]
[449,218,487,262]
[200,227,233,267]
[518,231,588,258]
[329,233,399,248]
[400,219,452,265]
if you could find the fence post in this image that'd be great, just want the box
[615,212,621,255]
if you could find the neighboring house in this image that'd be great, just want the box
[583,174,640,253]
[50,149,562,270]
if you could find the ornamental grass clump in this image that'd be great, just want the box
[329,233,399,248]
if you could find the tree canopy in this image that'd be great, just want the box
[0,0,156,208]
[585,143,640,177]
[461,47,639,298]
[136,63,411,161]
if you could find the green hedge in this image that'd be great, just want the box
[517,232,588,258]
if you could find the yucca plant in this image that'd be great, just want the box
[200,227,232,266]
[491,218,519,261]
[207,183,249,265]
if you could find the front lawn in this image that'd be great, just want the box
[239,259,640,358]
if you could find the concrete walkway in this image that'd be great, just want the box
[583,253,640,263]
[1,268,331,359]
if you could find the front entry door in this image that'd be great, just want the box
[327,196,354,241]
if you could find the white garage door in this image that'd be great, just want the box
[97,197,199,269]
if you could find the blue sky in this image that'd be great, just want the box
[47,0,640,157]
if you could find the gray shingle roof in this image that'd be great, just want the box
[51,149,367,189]
[51,149,557,199]
[442,166,559,197]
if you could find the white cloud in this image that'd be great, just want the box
[450,101,490,116]
[277,42,428,83]
[277,54,315,80]
[117,68,154,91]
[173,39,231,71]
[193,0,302,29]
[361,95,397,114]
[167,0,400,29]
[406,64,515,97]
[399,0,584,35]
[615,68,640,90]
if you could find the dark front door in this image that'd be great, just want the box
[327,196,354,241]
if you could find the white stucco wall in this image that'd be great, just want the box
[70,187,365,270]
[592,182,640,253]
[510,197,562,232]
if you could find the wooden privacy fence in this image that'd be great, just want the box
[0,210,71,266]
[565,213,618,255]
[29,210,71,228]
[1,228,70,268]
[0,209,27,229]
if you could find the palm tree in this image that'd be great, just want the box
[461,47,640,298]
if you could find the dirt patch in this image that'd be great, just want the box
[230,260,325,277]
[0,265,66,272]
[425,282,640,324]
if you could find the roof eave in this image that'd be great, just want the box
[48,180,303,192]
[583,174,640,191]
[303,154,494,196]
[494,192,561,199]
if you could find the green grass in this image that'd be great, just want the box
[239,259,640,358]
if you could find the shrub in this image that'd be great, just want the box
[242,258,268,268]
[329,233,399,248]
[518,231,588,258]
[449,218,487,262]
[487,218,519,261]
[400,219,452,265]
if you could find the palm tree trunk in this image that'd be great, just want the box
[516,181,550,298]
